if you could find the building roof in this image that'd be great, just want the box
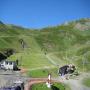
[0,60,16,65]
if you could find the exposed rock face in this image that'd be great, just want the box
[74,23,90,31]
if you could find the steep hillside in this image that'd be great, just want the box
[0,23,34,51]
[35,19,90,52]
[34,18,90,71]
[0,18,90,71]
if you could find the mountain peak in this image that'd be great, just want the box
[0,21,4,25]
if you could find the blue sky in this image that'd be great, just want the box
[0,0,90,28]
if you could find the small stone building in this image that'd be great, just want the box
[0,60,18,70]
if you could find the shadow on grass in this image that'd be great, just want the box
[51,85,59,90]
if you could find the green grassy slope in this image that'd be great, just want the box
[31,83,66,90]
[34,18,90,71]
[0,23,54,68]
[83,78,90,87]
[0,18,90,72]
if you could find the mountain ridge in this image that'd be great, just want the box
[0,18,90,70]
